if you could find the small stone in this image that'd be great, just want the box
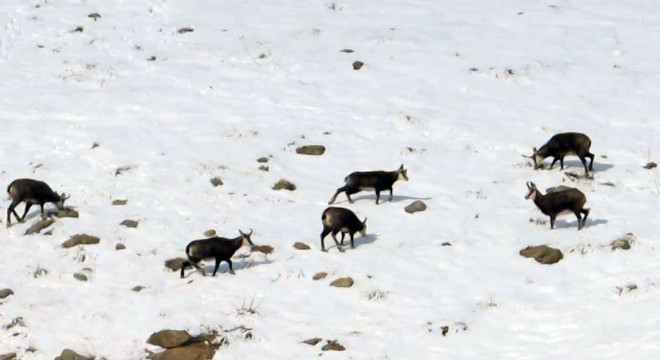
[251,245,274,255]
[164,258,186,271]
[177,27,194,34]
[258,165,269,172]
[643,161,657,169]
[62,234,100,248]
[296,145,326,155]
[73,273,88,281]
[115,243,126,250]
[302,337,323,346]
[330,277,354,288]
[0,352,17,360]
[256,157,269,163]
[88,13,101,21]
[203,229,216,237]
[112,199,128,206]
[24,218,55,235]
[147,329,192,349]
[0,288,14,299]
[312,272,328,280]
[54,349,94,360]
[55,208,79,218]
[120,219,139,228]
[273,179,296,191]
[322,340,346,351]
[611,239,631,250]
[405,200,427,214]
[132,285,145,292]
[210,177,223,187]
[340,49,354,53]
[352,61,364,70]
[293,242,311,250]
[519,245,563,265]
[441,326,449,336]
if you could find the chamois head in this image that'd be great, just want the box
[397,164,409,181]
[531,148,544,169]
[56,192,71,210]
[359,218,368,237]
[524,181,538,200]
[239,229,254,247]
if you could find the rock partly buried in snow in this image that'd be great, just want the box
[120,219,139,228]
[273,179,296,191]
[322,339,346,351]
[61,234,100,248]
[73,273,88,281]
[116,243,126,250]
[251,245,274,255]
[54,349,94,360]
[203,229,216,237]
[112,199,128,206]
[293,242,311,250]
[330,277,354,288]
[164,258,186,271]
[150,344,215,360]
[352,60,364,70]
[24,218,55,235]
[643,161,657,169]
[147,329,193,349]
[132,285,146,292]
[0,288,14,299]
[519,245,563,264]
[55,208,79,218]
[0,352,17,360]
[256,156,269,163]
[313,272,328,280]
[405,200,427,214]
[611,233,635,250]
[295,145,326,155]
[302,337,323,346]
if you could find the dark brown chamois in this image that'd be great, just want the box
[320,207,367,252]
[525,181,590,230]
[180,229,254,278]
[328,164,408,205]
[6,178,70,227]
[527,132,595,176]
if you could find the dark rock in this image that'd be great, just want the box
[164,258,186,271]
[112,199,128,206]
[62,234,100,248]
[177,27,195,34]
[643,162,657,169]
[312,272,328,281]
[352,61,364,70]
[302,337,322,346]
[405,200,427,214]
[210,177,223,187]
[88,13,101,21]
[322,340,346,351]
[273,179,296,191]
[147,329,192,349]
[258,165,269,172]
[25,218,55,235]
[256,157,269,163]
[519,245,563,264]
[73,273,88,281]
[296,145,326,155]
[0,288,14,299]
[132,285,145,292]
[330,277,354,288]
[120,219,139,228]
[115,243,126,250]
[293,242,311,250]
[54,349,94,360]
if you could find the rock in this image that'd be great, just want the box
[132,285,145,292]
[210,177,223,187]
[352,61,364,70]
[519,245,563,265]
[302,337,323,346]
[112,199,128,206]
[258,165,269,172]
[312,272,328,281]
[273,179,296,191]
[293,242,311,250]
[322,339,346,351]
[61,234,100,248]
[115,243,126,250]
[296,145,326,155]
[203,229,216,237]
[88,13,101,21]
[24,218,55,235]
[54,349,94,360]
[55,208,79,218]
[73,273,88,281]
[251,245,274,255]
[120,219,139,228]
[405,200,427,214]
[164,258,186,271]
[330,277,354,288]
[612,233,635,250]
[147,329,192,349]
[0,353,16,360]
[256,157,269,163]
[0,288,14,299]
[150,344,215,360]
[643,161,657,169]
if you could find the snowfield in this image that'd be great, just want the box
[1,0,660,359]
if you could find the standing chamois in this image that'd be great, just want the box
[6,178,70,227]
[526,132,595,177]
[525,181,590,230]
[320,207,367,252]
[180,229,254,278]
[328,164,408,204]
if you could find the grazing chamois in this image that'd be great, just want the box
[320,207,367,252]
[180,229,254,278]
[328,164,408,205]
[6,178,70,227]
[526,132,595,176]
[525,181,590,230]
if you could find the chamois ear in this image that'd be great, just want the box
[533,147,538,154]
[399,164,404,171]
[362,217,367,225]
[61,192,70,200]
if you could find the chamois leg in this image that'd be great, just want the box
[7,202,21,226]
[550,157,559,169]
[320,228,332,252]
[573,211,584,230]
[580,208,590,228]
[549,215,556,229]
[586,152,595,171]
[375,190,381,204]
[331,232,344,252]
[19,203,33,222]
[349,233,355,249]
[559,156,565,170]
[328,187,346,204]
[345,187,359,203]
[389,187,394,202]
[226,259,235,275]
[340,232,346,245]
[212,258,222,276]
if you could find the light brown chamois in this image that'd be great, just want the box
[320,207,367,252]
[328,164,408,204]
[180,229,254,278]
[525,181,590,230]
[6,178,70,227]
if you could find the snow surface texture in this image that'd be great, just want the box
[1,0,660,359]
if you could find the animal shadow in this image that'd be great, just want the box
[553,218,608,230]
[342,194,431,204]
[325,233,378,252]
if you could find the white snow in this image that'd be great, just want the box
[1,0,660,358]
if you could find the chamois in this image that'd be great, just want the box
[6,178,70,227]
[328,164,408,205]
[180,229,254,278]
[525,181,590,230]
[527,132,595,176]
[320,207,367,252]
